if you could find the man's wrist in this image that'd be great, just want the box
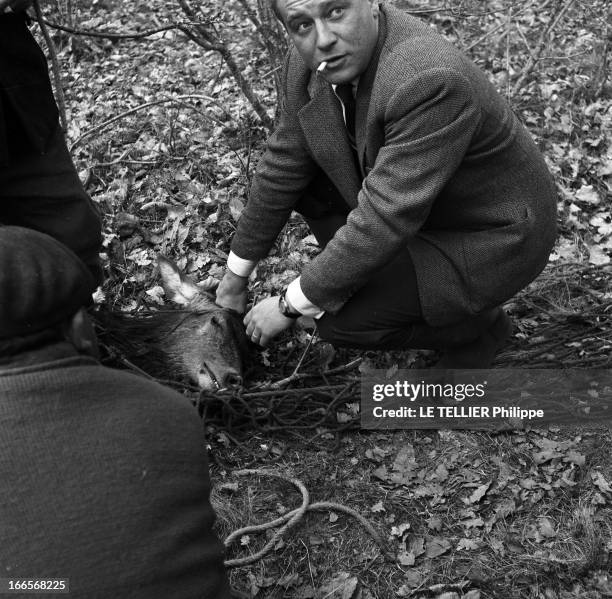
[278,289,301,318]
[227,251,256,278]
[286,278,325,318]
[225,267,248,281]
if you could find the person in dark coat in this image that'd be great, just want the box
[216,0,557,367]
[0,1,102,283]
[0,226,230,598]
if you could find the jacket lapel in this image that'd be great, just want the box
[356,8,388,173]
[298,76,361,209]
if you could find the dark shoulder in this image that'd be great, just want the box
[282,46,313,109]
[76,364,199,421]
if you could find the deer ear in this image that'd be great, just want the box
[157,255,199,306]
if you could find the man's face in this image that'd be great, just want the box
[277,0,380,85]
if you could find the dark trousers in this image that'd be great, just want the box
[296,173,423,349]
[0,13,102,284]
[307,212,424,349]
[297,173,498,351]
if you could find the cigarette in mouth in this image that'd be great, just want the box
[317,61,328,73]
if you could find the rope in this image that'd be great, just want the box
[223,469,394,568]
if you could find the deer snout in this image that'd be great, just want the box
[222,372,243,389]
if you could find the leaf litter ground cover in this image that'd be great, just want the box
[36,0,612,596]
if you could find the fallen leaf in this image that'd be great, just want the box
[457,538,481,551]
[397,570,424,593]
[217,482,239,493]
[462,517,484,529]
[390,523,411,538]
[427,516,443,531]
[592,471,612,493]
[538,517,557,539]
[466,481,492,504]
[397,550,415,566]
[317,572,359,599]
[425,537,451,558]
[434,463,449,481]
[589,245,610,266]
[564,450,586,467]
[371,501,385,513]
[533,449,563,464]
[372,465,389,481]
[407,536,425,558]
[309,535,324,546]
[575,184,600,205]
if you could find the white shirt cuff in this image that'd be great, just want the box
[227,251,257,278]
[286,277,325,319]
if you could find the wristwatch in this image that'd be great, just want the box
[278,290,301,318]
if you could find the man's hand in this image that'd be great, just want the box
[244,296,294,346]
[0,0,33,13]
[216,270,249,314]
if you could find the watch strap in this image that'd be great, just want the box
[278,290,301,318]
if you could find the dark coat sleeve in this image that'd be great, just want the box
[0,14,60,164]
[301,68,481,314]
[230,52,318,261]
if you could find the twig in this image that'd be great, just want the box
[255,356,363,388]
[39,19,182,40]
[271,329,318,389]
[595,19,611,98]
[33,0,67,133]
[464,4,530,52]
[69,94,230,152]
[511,0,577,96]
[177,0,274,131]
[213,383,356,401]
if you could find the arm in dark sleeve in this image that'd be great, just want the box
[300,69,481,313]
[230,54,318,262]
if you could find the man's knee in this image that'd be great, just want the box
[317,314,413,349]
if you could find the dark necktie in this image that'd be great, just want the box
[335,84,356,144]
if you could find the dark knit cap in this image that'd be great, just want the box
[0,226,95,339]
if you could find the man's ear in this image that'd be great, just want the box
[64,308,99,360]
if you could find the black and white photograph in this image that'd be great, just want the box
[0,0,611,597]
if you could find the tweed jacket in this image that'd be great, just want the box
[231,4,557,326]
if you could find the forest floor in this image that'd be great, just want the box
[36,0,612,597]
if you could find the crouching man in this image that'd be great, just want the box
[216,0,557,368]
[0,227,230,598]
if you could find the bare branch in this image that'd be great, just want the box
[69,95,232,153]
[176,0,274,130]
[39,19,182,40]
[511,0,577,96]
